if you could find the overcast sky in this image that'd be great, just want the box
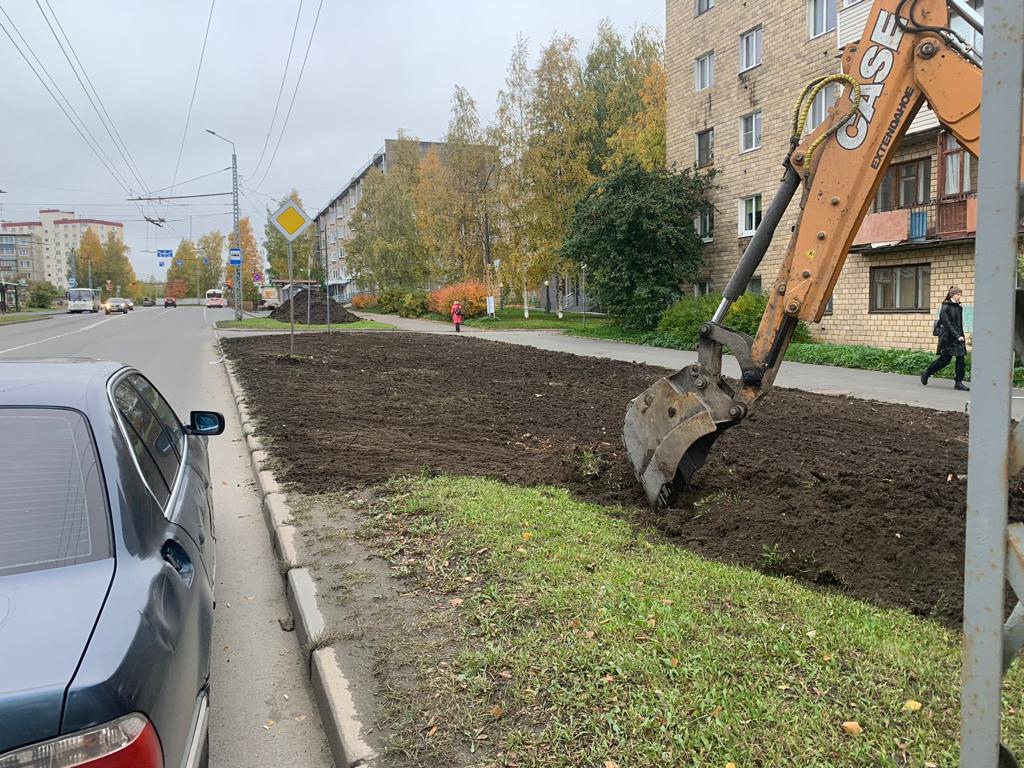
[0,0,663,280]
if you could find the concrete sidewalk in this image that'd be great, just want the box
[358,312,1024,419]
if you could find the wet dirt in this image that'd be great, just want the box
[269,290,360,324]
[223,332,1022,626]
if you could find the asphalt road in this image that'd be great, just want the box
[0,307,332,768]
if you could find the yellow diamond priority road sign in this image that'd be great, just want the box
[271,199,313,241]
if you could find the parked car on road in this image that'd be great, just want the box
[103,297,130,315]
[0,360,224,768]
[125,298,134,311]
[142,297,155,307]
[164,297,177,308]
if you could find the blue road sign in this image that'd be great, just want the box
[159,261,165,268]
[203,258,209,265]
[176,259,184,267]
[228,247,242,266]
[68,278,77,288]
[157,249,173,259]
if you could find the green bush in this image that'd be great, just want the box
[655,293,812,350]
[377,288,406,314]
[27,281,61,309]
[785,342,1024,385]
[398,292,430,318]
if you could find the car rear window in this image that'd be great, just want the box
[0,409,110,576]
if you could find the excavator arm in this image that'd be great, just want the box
[625,0,1024,509]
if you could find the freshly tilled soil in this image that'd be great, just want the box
[223,332,1021,626]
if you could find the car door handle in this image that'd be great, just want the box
[161,539,195,585]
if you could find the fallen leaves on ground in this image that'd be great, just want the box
[842,720,863,735]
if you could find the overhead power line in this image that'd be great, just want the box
[0,4,132,194]
[250,0,304,179]
[128,192,232,201]
[254,0,324,190]
[148,166,230,195]
[35,0,150,196]
[171,0,217,192]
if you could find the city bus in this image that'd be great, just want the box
[205,288,226,308]
[67,287,100,313]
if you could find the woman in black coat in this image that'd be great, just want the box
[921,286,969,391]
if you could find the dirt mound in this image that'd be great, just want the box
[269,290,359,324]
[222,332,1022,626]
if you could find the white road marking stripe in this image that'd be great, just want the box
[0,317,111,355]
[159,308,176,316]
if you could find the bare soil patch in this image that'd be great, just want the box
[223,332,1021,625]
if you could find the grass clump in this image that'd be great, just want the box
[362,474,1024,767]
[216,317,390,331]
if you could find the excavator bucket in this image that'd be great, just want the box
[623,375,722,510]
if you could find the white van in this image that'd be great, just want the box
[67,288,100,313]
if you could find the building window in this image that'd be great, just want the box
[806,83,839,131]
[694,280,714,296]
[696,0,715,15]
[870,264,931,312]
[810,0,837,37]
[740,111,762,152]
[696,129,715,167]
[695,208,715,241]
[939,132,973,196]
[740,194,763,236]
[747,276,763,295]
[823,294,834,315]
[874,158,931,211]
[740,26,763,72]
[695,52,715,91]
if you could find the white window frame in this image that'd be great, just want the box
[809,0,837,38]
[694,280,714,297]
[739,111,763,153]
[739,26,763,72]
[739,194,763,236]
[806,83,839,132]
[695,52,715,91]
[694,208,714,242]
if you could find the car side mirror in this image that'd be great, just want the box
[186,411,225,436]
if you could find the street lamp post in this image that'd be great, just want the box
[482,163,496,317]
[544,280,550,314]
[206,129,242,321]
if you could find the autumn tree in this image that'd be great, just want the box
[75,229,104,290]
[489,35,538,314]
[414,147,459,282]
[228,216,262,302]
[196,231,225,294]
[100,231,136,295]
[164,239,198,298]
[347,137,428,290]
[524,35,595,279]
[264,190,317,283]
[607,59,667,171]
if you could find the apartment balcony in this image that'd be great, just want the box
[852,195,979,249]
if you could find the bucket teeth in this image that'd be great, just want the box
[623,377,721,509]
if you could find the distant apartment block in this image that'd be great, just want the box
[0,231,43,283]
[666,0,986,351]
[314,139,445,301]
[1,209,124,289]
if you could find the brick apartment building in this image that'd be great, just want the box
[315,139,445,302]
[1,209,124,289]
[0,231,43,283]
[666,0,985,351]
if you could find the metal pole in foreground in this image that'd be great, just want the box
[325,249,331,333]
[960,1,1024,765]
[306,246,311,326]
[288,240,295,357]
[232,150,242,321]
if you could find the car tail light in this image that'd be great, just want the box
[0,713,162,768]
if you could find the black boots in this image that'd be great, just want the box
[955,382,970,391]
[920,372,929,386]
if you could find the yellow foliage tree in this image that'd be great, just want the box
[607,60,666,171]
[228,217,262,302]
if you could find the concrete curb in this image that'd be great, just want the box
[215,335,378,768]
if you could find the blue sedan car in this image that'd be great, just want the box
[0,360,223,768]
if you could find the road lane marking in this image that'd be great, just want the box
[0,317,112,355]
[159,308,176,315]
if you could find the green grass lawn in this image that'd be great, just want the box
[361,305,613,331]
[0,311,53,325]
[215,317,391,331]
[363,475,1024,767]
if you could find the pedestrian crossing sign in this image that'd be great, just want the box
[271,199,313,241]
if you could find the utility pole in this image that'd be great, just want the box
[206,129,242,320]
